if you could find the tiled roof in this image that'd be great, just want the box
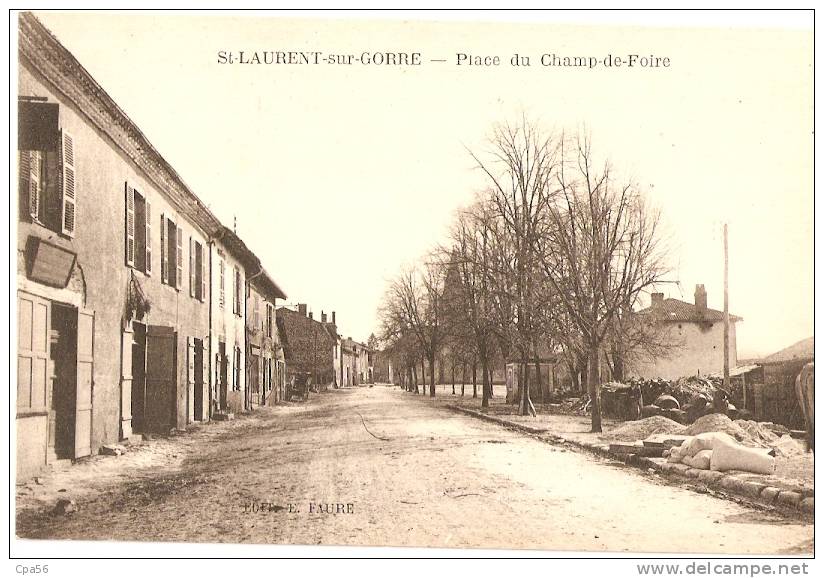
[638,298,742,323]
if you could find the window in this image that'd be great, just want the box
[189,238,205,301]
[266,304,274,338]
[18,101,75,237]
[160,215,182,289]
[219,259,226,309]
[125,184,152,274]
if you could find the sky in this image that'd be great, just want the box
[28,11,813,358]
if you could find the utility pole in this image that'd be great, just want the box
[723,223,730,390]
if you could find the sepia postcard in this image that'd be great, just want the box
[11,8,815,567]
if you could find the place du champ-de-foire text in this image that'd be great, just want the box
[216,50,671,69]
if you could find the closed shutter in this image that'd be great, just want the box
[199,243,206,302]
[175,225,184,291]
[189,237,195,298]
[160,214,167,284]
[231,267,237,315]
[60,131,76,237]
[219,260,225,308]
[145,199,152,275]
[125,183,135,267]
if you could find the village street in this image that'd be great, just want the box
[16,386,812,554]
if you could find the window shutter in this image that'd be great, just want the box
[125,183,135,267]
[21,150,41,221]
[189,237,195,297]
[176,225,184,290]
[60,131,76,237]
[145,199,152,275]
[200,244,207,302]
[160,214,167,283]
[219,260,225,308]
[231,267,237,315]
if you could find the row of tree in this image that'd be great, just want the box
[378,118,671,432]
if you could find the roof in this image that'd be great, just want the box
[217,227,286,300]
[323,323,339,341]
[637,298,742,323]
[762,336,814,364]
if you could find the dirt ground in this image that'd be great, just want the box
[16,386,813,554]
[430,383,814,491]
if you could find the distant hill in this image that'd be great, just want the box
[762,337,814,364]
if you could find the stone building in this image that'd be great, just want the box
[630,284,741,380]
[276,305,335,387]
[15,13,288,478]
[16,13,224,476]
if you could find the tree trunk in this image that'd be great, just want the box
[519,358,532,416]
[535,358,544,404]
[472,362,478,398]
[412,364,419,394]
[429,352,436,397]
[421,357,426,394]
[588,345,603,433]
[461,362,466,396]
[481,357,490,408]
[451,363,456,395]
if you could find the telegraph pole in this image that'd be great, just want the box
[723,223,730,389]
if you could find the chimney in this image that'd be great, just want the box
[298,303,307,317]
[309,311,313,320]
[694,284,707,316]
[332,311,336,325]
[321,311,327,323]
[651,293,664,308]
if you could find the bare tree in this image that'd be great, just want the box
[379,264,446,397]
[467,119,562,416]
[538,133,670,431]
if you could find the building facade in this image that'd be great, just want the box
[246,268,287,408]
[16,14,288,479]
[16,13,223,477]
[630,285,741,380]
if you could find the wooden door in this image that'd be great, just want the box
[17,292,50,416]
[74,309,94,458]
[145,326,177,433]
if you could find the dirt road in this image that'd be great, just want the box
[16,386,813,554]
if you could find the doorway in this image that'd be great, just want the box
[49,303,94,459]
[50,304,76,460]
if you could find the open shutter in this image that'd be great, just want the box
[20,151,41,221]
[75,308,95,458]
[200,243,207,302]
[125,183,135,267]
[145,199,152,275]
[160,214,167,284]
[176,225,184,291]
[60,131,76,237]
[187,337,196,422]
[201,341,209,417]
[189,237,195,297]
